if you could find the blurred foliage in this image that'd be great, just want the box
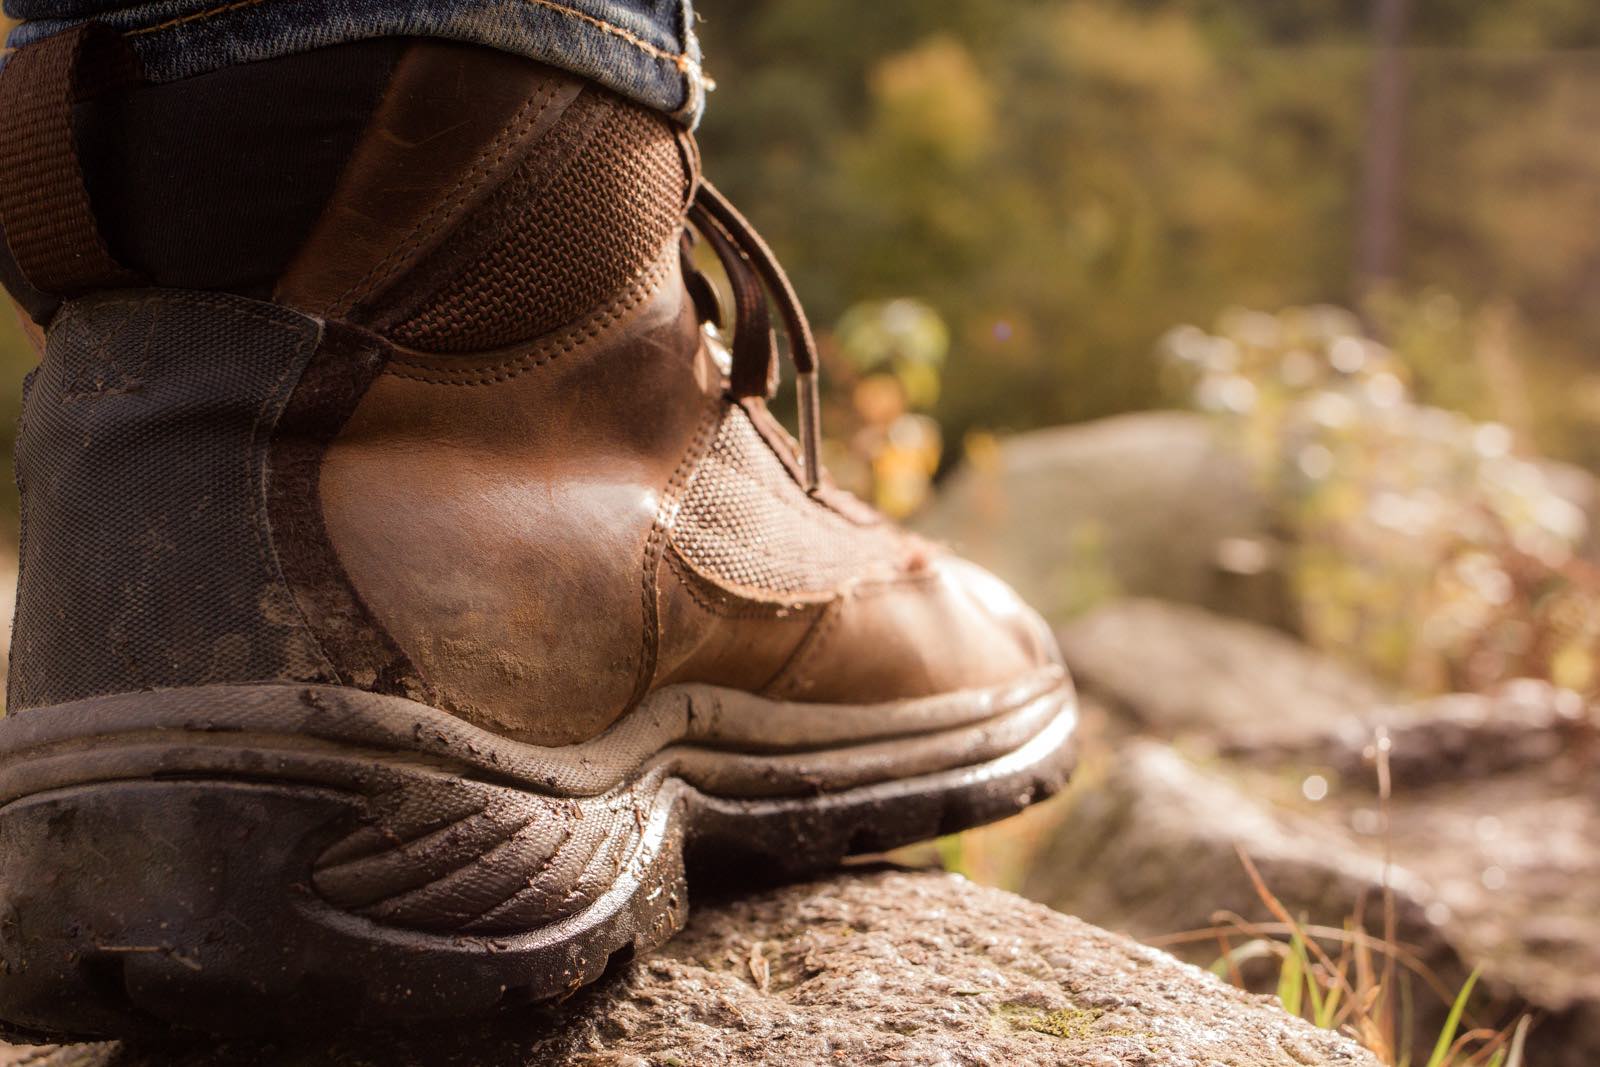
[827,298,947,516]
[1168,306,1600,697]
[2,2,1600,525]
[695,0,1600,474]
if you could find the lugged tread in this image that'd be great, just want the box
[0,683,1075,1041]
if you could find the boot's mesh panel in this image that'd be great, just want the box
[381,95,686,353]
[670,407,904,598]
[8,291,332,711]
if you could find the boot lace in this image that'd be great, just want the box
[684,180,823,491]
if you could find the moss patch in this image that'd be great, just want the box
[995,1003,1103,1040]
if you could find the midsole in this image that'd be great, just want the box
[0,671,1073,804]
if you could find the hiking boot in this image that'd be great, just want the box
[0,36,1076,1039]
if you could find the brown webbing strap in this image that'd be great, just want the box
[0,24,143,296]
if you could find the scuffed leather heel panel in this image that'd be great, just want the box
[8,290,334,711]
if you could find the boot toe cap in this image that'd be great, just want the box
[763,553,1065,704]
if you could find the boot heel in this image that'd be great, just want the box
[0,778,372,1036]
[0,766,687,1039]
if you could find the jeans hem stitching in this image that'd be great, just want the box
[126,0,268,36]
[522,0,692,70]
[124,0,696,73]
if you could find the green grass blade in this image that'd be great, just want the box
[1314,973,1342,1029]
[1425,967,1481,1067]
[935,834,970,878]
[1293,932,1326,1025]
[1278,934,1305,1018]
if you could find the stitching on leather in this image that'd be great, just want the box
[663,546,827,621]
[633,396,721,703]
[330,81,567,316]
[668,549,809,620]
[383,247,672,386]
[761,597,844,697]
[757,568,948,696]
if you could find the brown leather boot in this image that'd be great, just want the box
[0,35,1075,1039]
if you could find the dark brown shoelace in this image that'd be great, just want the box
[686,180,823,491]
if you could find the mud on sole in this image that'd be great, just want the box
[0,678,1076,1040]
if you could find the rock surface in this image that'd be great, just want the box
[1058,598,1390,748]
[915,412,1296,629]
[0,870,1378,1067]
[1041,599,1600,1064]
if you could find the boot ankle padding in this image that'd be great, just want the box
[363,89,690,353]
[273,43,587,320]
[75,40,404,298]
[274,40,692,352]
[0,31,402,322]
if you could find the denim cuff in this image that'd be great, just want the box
[4,0,706,125]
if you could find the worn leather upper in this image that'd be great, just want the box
[310,248,1056,743]
[279,43,1061,746]
[0,37,1059,738]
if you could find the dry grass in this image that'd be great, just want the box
[1149,727,1531,1066]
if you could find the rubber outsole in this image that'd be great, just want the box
[0,681,1075,1041]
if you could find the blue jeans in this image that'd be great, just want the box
[4,0,705,124]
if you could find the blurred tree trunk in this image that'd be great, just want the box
[1356,0,1411,317]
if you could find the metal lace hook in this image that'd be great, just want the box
[794,369,822,493]
[692,181,823,492]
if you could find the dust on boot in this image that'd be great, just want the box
[0,31,1076,1040]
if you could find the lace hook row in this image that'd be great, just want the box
[688,180,822,492]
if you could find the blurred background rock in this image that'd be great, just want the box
[3,1,1599,1062]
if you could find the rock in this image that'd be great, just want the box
[1536,458,1600,561]
[1032,601,1600,1065]
[0,870,1378,1067]
[1023,740,1459,983]
[1063,598,1599,784]
[916,412,1296,629]
[1233,679,1599,787]
[1058,598,1391,748]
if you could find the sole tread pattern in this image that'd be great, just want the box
[0,688,1075,1041]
